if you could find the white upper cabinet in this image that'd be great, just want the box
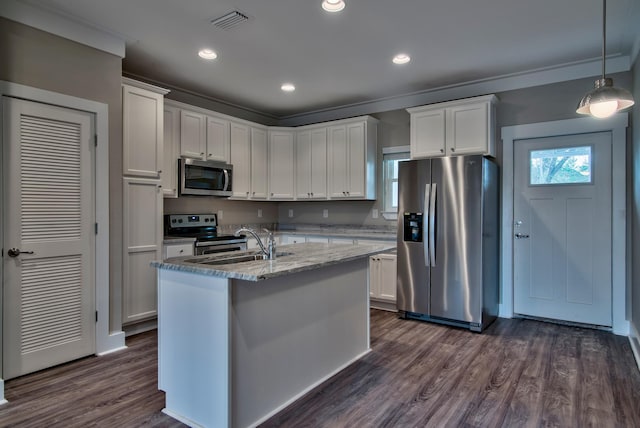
[327,117,377,200]
[250,127,268,199]
[122,80,168,178]
[162,105,180,198]
[268,129,295,200]
[179,108,230,162]
[230,122,251,199]
[206,115,230,163]
[180,109,206,159]
[296,128,327,200]
[407,94,497,159]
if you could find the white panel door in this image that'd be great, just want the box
[123,177,162,324]
[295,130,312,199]
[327,125,348,198]
[250,127,268,199]
[230,122,251,199]
[2,97,95,379]
[309,128,328,199]
[447,102,488,156]
[206,116,230,163]
[268,130,294,199]
[513,132,612,326]
[180,110,205,159]
[346,122,365,198]
[162,106,179,198]
[410,108,445,158]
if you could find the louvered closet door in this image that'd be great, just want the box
[3,97,95,379]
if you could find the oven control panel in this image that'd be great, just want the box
[165,214,218,229]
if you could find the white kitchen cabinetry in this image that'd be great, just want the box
[330,237,354,244]
[268,129,295,200]
[306,236,329,244]
[121,78,167,326]
[122,80,167,178]
[163,242,194,259]
[230,122,251,198]
[123,177,163,324]
[250,127,268,199]
[179,110,230,162]
[369,253,397,311]
[180,109,206,159]
[296,128,327,200]
[206,115,230,163]
[162,105,180,198]
[327,117,378,200]
[407,95,497,159]
[230,124,269,200]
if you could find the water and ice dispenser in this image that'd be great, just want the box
[403,213,423,242]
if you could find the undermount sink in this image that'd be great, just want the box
[185,251,294,266]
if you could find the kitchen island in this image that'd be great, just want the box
[151,242,395,428]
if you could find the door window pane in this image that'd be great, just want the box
[530,146,592,185]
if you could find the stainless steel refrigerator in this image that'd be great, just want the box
[396,155,499,332]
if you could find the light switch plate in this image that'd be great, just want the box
[288,209,294,218]
[217,210,223,220]
[322,209,329,218]
[372,209,379,219]
[257,209,263,218]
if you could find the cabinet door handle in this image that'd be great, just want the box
[179,249,184,253]
[271,193,274,196]
[158,170,162,174]
[451,147,455,152]
[208,153,212,157]
[440,149,444,153]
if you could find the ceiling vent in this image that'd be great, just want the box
[211,10,250,30]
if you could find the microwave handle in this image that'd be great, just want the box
[223,169,230,191]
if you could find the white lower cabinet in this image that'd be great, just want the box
[280,234,306,245]
[330,237,354,244]
[369,253,397,311]
[164,242,194,259]
[123,177,163,324]
[306,236,329,244]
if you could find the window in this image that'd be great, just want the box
[382,146,410,220]
[529,146,592,185]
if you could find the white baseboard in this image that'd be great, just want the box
[0,379,6,405]
[123,318,158,337]
[370,299,397,312]
[630,322,640,373]
[162,408,205,428]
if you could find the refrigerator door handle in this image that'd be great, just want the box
[423,183,431,267]
[429,183,437,267]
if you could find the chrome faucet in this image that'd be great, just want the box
[234,227,277,260]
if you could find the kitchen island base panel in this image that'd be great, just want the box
[157,257,370,428]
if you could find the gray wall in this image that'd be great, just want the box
[632,55,640,338]
[0,17,124,333]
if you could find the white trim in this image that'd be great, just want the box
[278,55,632,126]
[382,145,410,155]
[122,77,170,96]
[500,115,629,336]
[0,0,125,58]
[0,82,126,400]
[630,322,640,372]
[0,379,5,405]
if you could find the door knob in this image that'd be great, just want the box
[514,233,530,239]
[7,248,35,257]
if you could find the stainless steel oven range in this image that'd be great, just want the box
[164,213,247,255]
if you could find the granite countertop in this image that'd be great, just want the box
[278,230,396,241]
[151,242,395,282]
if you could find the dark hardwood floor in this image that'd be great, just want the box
[1,310,639,427]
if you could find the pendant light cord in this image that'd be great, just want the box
[601,0,606,79]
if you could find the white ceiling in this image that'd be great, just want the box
[17,0,640,119]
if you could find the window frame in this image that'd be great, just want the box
[381,146,410,220]
[528,144,594,187]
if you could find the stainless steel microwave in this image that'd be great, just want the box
[179,158,233,197]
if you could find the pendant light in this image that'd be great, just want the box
[576,0,634,118]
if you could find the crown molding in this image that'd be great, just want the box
[0,0,125,57]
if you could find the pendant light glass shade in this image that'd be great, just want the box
[576,0,634,118]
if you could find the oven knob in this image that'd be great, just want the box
[205,218,209,222]
[178,219,183,223]
[171,219,176,223]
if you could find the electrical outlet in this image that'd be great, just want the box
[372,209,379,219]
[288,209,294,218]
[322,209,329,218]
[217,210,223,220]
[258,208,263,218]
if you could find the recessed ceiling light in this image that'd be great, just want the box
[322,0,345,13]
[198,49,218,60]
[281,83,296,92]
[392,54,411,65]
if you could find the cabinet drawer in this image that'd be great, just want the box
[164,243,194,258]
